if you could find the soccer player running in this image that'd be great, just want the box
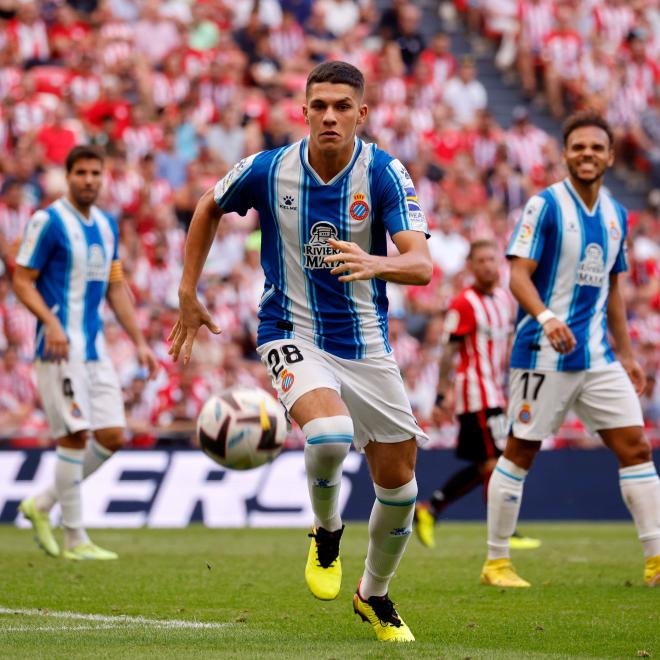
[414,240,540,551]
[481,111,660,588]
[14,145,158,560]
[169,61,432,641]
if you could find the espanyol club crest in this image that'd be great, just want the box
[350,193,369,222]
[281,369,295,393]
[518,403,532,424]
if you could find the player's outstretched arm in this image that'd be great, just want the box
[324,230,432,285]
[106,280,159,379]
[509,256,576,355]
[169,187,223,364]
[12,265,69,362]
[607,273,645,394]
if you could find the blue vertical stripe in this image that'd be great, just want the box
[268,148,292,334]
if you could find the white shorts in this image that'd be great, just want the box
[35,358,126,439]
[257,338,428,451]
[508,362,644,441]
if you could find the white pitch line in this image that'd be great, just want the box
[0,607,231,630]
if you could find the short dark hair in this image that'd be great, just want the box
[65,145,104,173]
[562,111,613,148]
[306,61,365,98]
[468,239,498,259]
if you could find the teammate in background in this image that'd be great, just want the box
[169,61,432,642]
[414,240,540,551]
[13,145,158,561]
[482,111,660,588]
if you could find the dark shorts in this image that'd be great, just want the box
[455,407,504,463]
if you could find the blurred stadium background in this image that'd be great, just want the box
[0,0,659,525]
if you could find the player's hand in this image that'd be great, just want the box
[136,342,160,379]
[620,356,646,395]
[324,239,380,282]
[431,391,454,426]
[542,318,576,355]
[44,318,68,362]
[168,292,221,364]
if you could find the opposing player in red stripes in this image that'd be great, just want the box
[415,239,540,550]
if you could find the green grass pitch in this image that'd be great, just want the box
[1,523,657,659]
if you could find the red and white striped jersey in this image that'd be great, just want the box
[0,202,33,247]
[519,0,554,53]
[8,19,50,63]
[543,30,583,80]
[152,72,190,110]
[68,73,101,106]
[443,286,514,414]
[592,3,634,53]
[506,125,549,175]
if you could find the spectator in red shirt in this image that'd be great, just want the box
[36,104,78,166]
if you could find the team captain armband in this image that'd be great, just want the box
[109,260,124,283]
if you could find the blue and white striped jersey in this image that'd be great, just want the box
[214,137,428,360]
[16,197,120,362]
[507,178,628,372]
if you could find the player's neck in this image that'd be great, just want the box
[567,175,601,212]
[307,139,355,183]
[473,282,495,296]
[65,194,92,219]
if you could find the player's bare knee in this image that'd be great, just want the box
[58,430,88,450]
[366,438,416,488]
[93,427,125,453]
[503,436,539,470]
[600,426,651,467]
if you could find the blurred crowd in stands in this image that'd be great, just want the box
[0,0,659,450]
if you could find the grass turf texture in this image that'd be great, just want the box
[1,523,657,659]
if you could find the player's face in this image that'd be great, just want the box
[563,126,614,185]
[66,158,103,208]
[303,83,367,155]
[469,246,499,288]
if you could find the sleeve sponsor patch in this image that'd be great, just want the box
[16,210,50,264]
[213,153,259,206]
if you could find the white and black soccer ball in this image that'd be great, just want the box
[197,386,287,470]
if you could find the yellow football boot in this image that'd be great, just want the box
[413,504,436,549]
[19,497,60,558]
[63,542,118,561]
[353,584,415,642]
[480,558,531,587]
[509,531,541,550]
[644,555,660,587]
[304,526,343,600]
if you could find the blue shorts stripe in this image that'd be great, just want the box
[620,473,658,480]
[495,465,524,482]
[306,434,353,445]
[376,496,417,507]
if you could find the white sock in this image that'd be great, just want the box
[360,478,417,599]
[619,462,660,558]
[487,457,528,560]
[54,447,89,549]
[303,416,353,532]
[34,438,115,513]
[83,438,114,478]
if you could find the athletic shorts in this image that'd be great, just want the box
[35,358,126,439]
[257,337,428,451]
[508,362,644,441]
[456,407,506,463]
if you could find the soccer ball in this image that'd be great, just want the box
[197,386,287,470]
